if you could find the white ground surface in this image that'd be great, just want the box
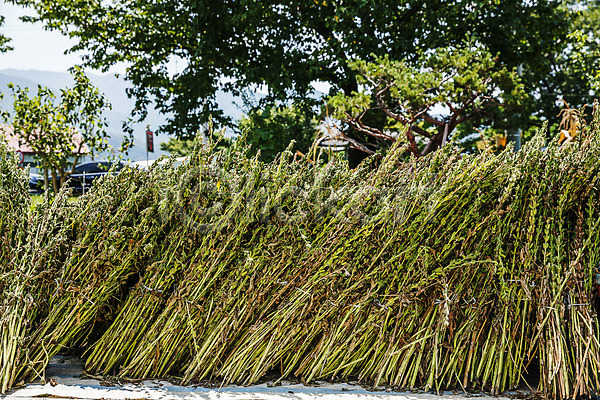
[5,357,515,400]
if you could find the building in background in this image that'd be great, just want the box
[0,124,89,174]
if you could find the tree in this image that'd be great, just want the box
[8,0,574,140]
[329,45,526,157]
[61,65,111,162]
[0,14,12,106]
[238,103,317,162]
[160,131,232,157]
[6,84,71,192]
[562,2,600,97]
[4,68,112,193]
[160,138,198,158]
[0,16,12,53]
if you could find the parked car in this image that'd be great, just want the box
[131,156,189,170]
[29,172,44,194]
[68,160,128,194]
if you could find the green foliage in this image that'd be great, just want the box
[161,128,232,156]
[61,65,111,160]
[238,104,317,162]
[4,68,112,192]
[566,0,600,98]
[6,123,600,397]
[0,139,28,267]
[524,0,600,131]
[0,16,12,53]
[5,84,69,192]
[160,137,198,157]
[7,0,574,137]
[568,29,599,89]
[329,45,526,157]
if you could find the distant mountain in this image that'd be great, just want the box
[0,69,246,161]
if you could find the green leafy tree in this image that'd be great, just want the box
[329,45,526,157]
[0,15,12,106]
[562,2,600,102]
[0,16,12,53]
[61,65,111,162]
[238,104,317,162]
[160,137,198,157]
[160,136,233,156]
[8,0,572,139]
[6,84,71,192]
[161,122,231,157]
[5,68,112,193]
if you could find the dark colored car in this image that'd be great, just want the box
[68,160,128,194]
[29,172,44,194]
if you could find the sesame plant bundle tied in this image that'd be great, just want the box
[2,119,600,399]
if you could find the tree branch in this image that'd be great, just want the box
[421,112,444,127]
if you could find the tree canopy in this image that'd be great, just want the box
[238,103,317,162]
[8,0,575,140]
[0,16,12,53]
[4,68,112,192]
[330,45,526,157]
[61,66,112,160]
[564,1,600,96]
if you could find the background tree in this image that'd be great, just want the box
[5,68,112,193]
[160,129,231,157]
[0,16,12,53]
[562,1,600,98]
[237,103,317,162]
[61,65,111,163]
[6,84,71,192]
[160,137,198,157]
[0,15,13,107]
[329,46,526,157]
[8,0,574,142]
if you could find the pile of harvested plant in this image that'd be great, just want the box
[2,121,600,399]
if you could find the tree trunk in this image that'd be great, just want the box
[441,123,449,147]
[59,170,67,188]
[50,169,59,194]
[423,124,456,156]
[42,156,49,194]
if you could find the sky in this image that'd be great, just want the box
[0,2,331,93]
[0,2,125,74]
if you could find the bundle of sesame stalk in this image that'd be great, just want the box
[0,142,29,393]
[3,118,600,399]
[0,142,77,392]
